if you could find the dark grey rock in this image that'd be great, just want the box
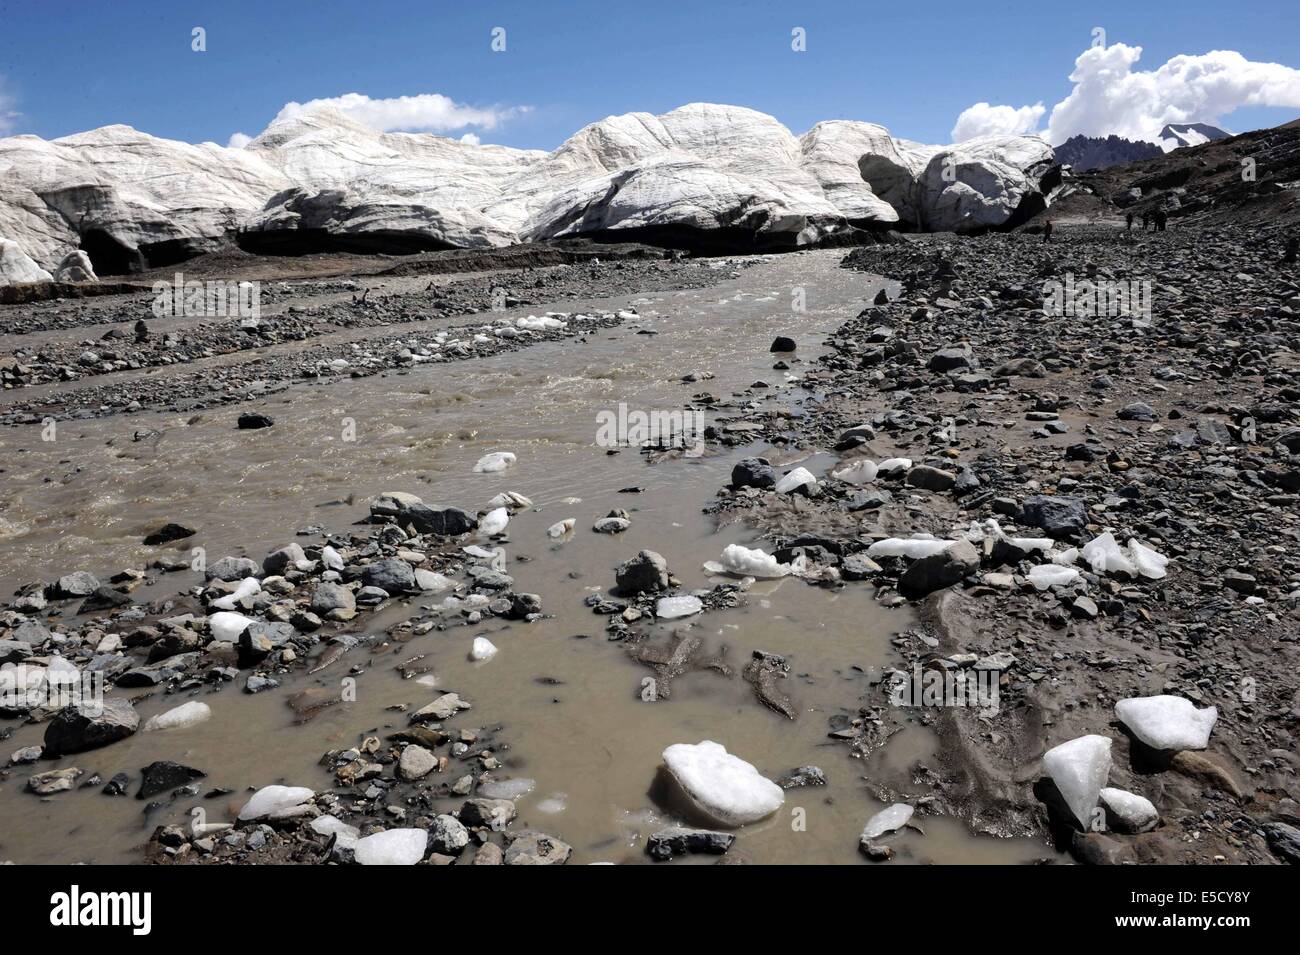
[899,538,980,599]
[1021,495,1088,540]
[731,457,776,489]
[647,825,735,861]
[43,699,139,756]
[615,550,670,594]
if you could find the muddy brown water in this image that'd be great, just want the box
[0,250,1055,864]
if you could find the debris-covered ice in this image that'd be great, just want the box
[1042,734,1112,829]
[661,740,784,826]
[1115,695,1217,750]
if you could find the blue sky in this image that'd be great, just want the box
[1,0,1297,148]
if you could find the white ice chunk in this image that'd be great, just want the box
[536,793,567,814]
[208,611,256,642]
[478,777,536,800]
[656,595,703,619]
[860,803,914,840]
[704,543,793,579]
[774,466,817,494]
[1099,787,1159,832]
[353,828,428,865]
[1028,564,1081,590]
[473,451,517,473]
[487,490,533,511]
[321,545,345,571]
[867,537,950,559]
[478,506,510,537]
[1081,532,1137,577]
[211,577,260,610]
[238,785,315,821]
[661,740,785,826]
[1127,539,1169,580]
[1053,547,1079,565]
[414,569,454,592]
[470,637,498,661]
[1042,734,1112,829]
[831,459,878,485]
[876,457,913,475]
[547,518,575,538]
[1115,695,1217,750]
[311,814,360,848]
[143,700,211,732]
[516,314,566,331]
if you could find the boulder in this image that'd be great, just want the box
[360,558,416,594]
[43,699,139,755]
[1021,495,1088,540]
[615,550,670,594]
[898,538,979,598]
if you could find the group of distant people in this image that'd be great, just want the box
[1041,208,1169,242]
[1037,211,1298,263]
[1125,210,1168,231]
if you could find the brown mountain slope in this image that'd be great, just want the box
[1027,117,1300,233]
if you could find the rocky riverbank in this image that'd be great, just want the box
[5,224,1298,866]
[694,223,1300,864]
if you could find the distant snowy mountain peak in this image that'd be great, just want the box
[1158,122,1230,152]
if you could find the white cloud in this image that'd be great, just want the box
[268,92,527,134]
[226,131,252,149]
[458,132,481,146]
[951,102,1045,141]
[952,43,1300,144]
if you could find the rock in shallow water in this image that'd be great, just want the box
[647,825,735,860]
[43,699,139,756]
